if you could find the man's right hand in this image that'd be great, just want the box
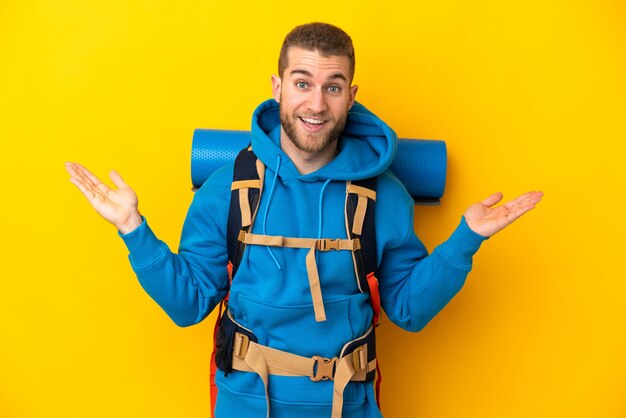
[65,162,143,234]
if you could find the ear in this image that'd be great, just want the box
[271,75,282,102]
[348,84,359,110]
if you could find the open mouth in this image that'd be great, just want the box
[299,116,328,130]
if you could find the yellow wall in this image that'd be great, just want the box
[1,1,625,417]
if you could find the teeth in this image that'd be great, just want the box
[301,117,325,125]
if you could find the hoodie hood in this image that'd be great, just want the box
[250,98,397,181]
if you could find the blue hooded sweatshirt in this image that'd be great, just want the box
[120,99,486,417]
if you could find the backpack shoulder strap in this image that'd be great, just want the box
[214,146,264,418]
[346,177,383,407]
[346,178,380,325]
[227,146,265,280]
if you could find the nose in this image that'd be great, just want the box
[306,88,328,115]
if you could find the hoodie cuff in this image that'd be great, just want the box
[439,216,488,267]
[118,217,166,269]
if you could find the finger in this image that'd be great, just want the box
[481,192,503,207]
[504,197,542,222]
[527,190,544,203]
[505,191,544,211]
[65,161,80,179]
[69,175,98,203]
[66,162,94,190]
[505,207,535,225]
[109,170,128,189]
[64,161,75,173]
[74,162,106,189]
[66,162,98,189]
[75,163,114,199]
[66,162,109,199]
[65,161,85,179]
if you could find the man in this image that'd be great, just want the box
[66,22,542,418]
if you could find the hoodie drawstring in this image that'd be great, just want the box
[262,154,282,270]
[315,179,332,277]
[317,179,331,240]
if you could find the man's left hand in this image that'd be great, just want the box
[464,191,544,237]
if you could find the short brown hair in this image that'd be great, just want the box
[278,22,355,81]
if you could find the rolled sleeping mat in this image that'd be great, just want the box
[191,129,447,205]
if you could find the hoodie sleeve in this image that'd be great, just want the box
[376,172,487,332]
[118,165,233,327]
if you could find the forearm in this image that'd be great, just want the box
[380,217,487,332]
[120,218,229,326]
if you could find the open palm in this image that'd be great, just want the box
[464,191,544,237]
[65,162,142,233]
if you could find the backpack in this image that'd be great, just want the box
[210,146,383,417]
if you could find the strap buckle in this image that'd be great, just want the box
[233,332,250,359]
[318,238,340,251]
[351,345,367,373]
[310,356,338,382]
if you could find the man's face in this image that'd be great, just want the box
[272,47,358,154]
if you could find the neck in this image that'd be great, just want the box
[279,130,338,175]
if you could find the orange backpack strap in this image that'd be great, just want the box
[210,300,227,418]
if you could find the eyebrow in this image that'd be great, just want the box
[289,69,348,82]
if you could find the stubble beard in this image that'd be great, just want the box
[279,103,347,154]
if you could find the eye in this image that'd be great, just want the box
[327,85,341,93]
[296,81,308,89]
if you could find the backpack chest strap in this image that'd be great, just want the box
[238,231,360,322]
[238,231,360,251]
